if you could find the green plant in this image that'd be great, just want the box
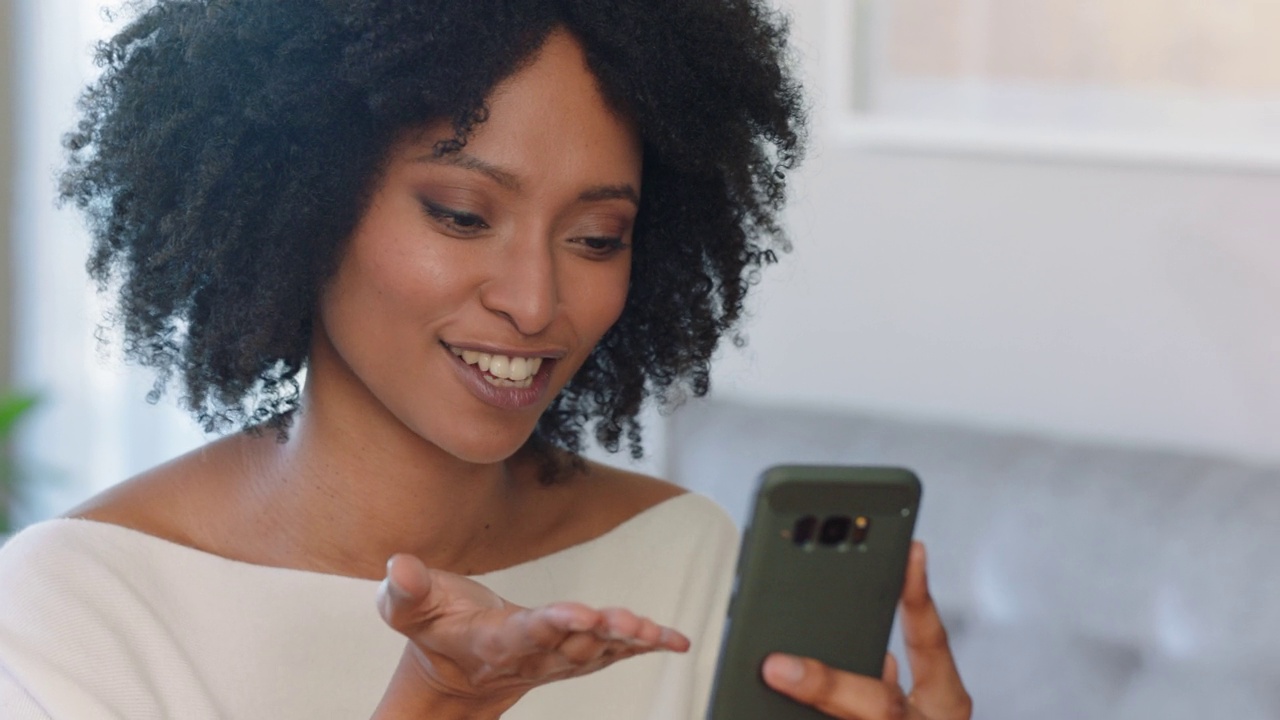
[0,392,40,535]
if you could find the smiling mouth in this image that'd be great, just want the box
[443,343,548,389]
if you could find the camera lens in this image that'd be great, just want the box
[792,515,817,546]
[819,516,852,546]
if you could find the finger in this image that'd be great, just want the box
[520,626,647,680]
[377,554,439,631]
[598,607,640,641]
[535,603,603,635]
[556,631,611,664]
[883,652,899,686]
[762,653,908,720]
[598,608,689,652]
[631,616,664,647]
[900,542,972,720]
[510,603,601,660]
[658,625,691,653]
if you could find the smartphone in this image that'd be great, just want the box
[706,465,923,720]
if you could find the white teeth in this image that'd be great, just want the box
[448,345,548,386]
[509,357,529,382]
[488,355,509,378]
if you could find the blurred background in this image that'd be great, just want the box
[714,0,1280,467]
[3,0,1280,717]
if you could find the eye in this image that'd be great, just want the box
[572,236,631,259]
[420,198,490,236]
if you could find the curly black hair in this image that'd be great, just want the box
[61,0,806,463]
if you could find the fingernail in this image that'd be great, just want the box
[766,654,805,686]
[382,575,409,601]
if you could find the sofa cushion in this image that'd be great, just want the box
[948,621,1140,720]
[1149,468,1280,667]
[1115,660,1280,720]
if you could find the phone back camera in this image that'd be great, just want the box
[819,516,853,546]
[791,515,818,546]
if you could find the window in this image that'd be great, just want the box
[830,0,1280,168]
[11,0,208,525]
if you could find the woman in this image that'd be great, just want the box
[0,1,972,718]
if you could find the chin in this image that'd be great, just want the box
[428,422,539,466]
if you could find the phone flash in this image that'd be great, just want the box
[851,516,871,545]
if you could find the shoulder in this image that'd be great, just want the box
[0,521,227,718]
[0,519,165,611]
[1,518,135,576]
[563,460,737,553]
[0,520,168,666]
[560,461,741,579]
[63,434,250,550]
[575,459,686,511]
[578,459,737,538]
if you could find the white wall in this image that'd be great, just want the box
[1,0,13,390]
[11,0,209,522]
[704,0,1280,464]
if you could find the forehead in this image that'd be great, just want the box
[401,31,642,186]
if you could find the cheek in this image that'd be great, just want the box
[343,226,470,321]
[577,260,633,341]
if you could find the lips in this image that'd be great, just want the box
[442,342,558,410]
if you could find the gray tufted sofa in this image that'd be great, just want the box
[666,398,1280,720]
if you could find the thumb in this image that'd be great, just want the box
[378,553,444,632]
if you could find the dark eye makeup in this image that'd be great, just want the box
[576,236,631,258]
[418,196,631,259]
[420,198,490,235]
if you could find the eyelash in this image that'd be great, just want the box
[419,198,631,258]
[421,199,489,235]
[574,236,631,258]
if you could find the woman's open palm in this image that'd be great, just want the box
[376,553,690,709]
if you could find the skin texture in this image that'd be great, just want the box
[67,25,971,720]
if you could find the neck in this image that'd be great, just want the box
[234,380,543,581]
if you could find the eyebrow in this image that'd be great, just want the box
[418,151,522,191]
[578,184,640,206]
[416,151,640,207]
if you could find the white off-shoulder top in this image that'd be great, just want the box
[0,493,739,720]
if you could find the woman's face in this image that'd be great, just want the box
[313,31,641,464]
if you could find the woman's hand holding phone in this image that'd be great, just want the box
[761,543,973,720]
[371,553,690,719]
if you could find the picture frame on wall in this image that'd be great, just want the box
[824,0,1280,171]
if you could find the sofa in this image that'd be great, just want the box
[664,398,1280,720]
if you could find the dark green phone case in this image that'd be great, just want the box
[706,465,922,720]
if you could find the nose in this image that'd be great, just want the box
[479,235,558,336]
